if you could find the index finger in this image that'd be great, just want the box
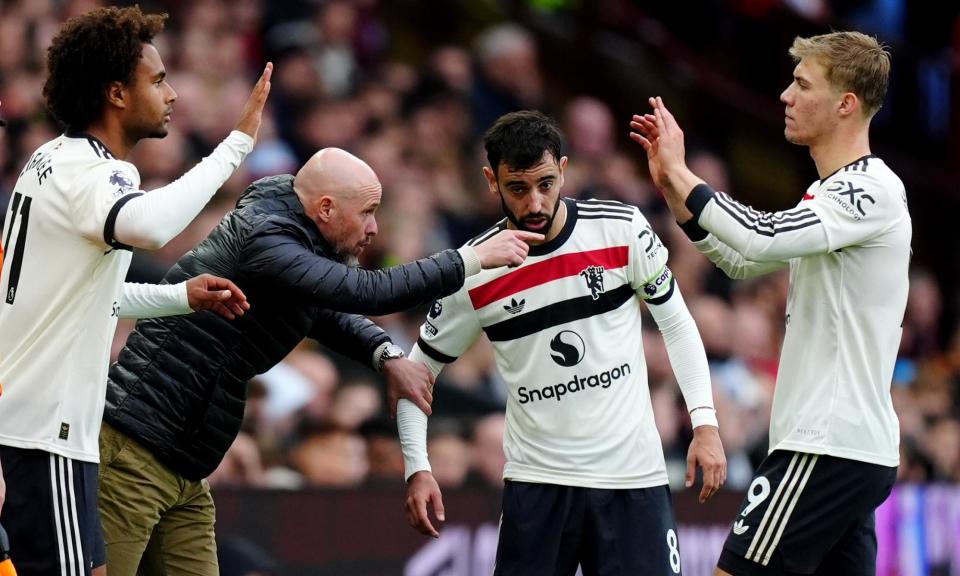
[256,62,273,90]
[249,63,273,105]
[512,231,545,242]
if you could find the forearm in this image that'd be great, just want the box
[120,282,191,319]
[245,233,468,315]
[680,220,787,279]
[396,344,446,479]
[648,288,717,428]
[113,131,254,249]
[397,399,431,480]
[661,166,705,224]
[311,310,390,368]
[687,184,828,261]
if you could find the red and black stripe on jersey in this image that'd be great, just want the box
[419,198,649,362]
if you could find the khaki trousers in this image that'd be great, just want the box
[98,422,218,576]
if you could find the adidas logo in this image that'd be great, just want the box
[733,519,750,536]
[503,297,525,314]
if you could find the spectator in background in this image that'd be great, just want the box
[427,419,472,488]
[362,419,406,484]
[469,413,508,489]
[290,426,369,487]
[471,24,545,132]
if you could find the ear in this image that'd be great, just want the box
[316,195,335,223]
[558,155,568,189]
[105,81,127,110]
[838,92,859,119]
[482,166,499,197]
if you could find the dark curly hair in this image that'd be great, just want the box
[42,6,167,131]
[483,110,564,172]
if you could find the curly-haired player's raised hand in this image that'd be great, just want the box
[234,62,273,141]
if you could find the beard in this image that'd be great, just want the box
[330,245,360,267]
[499,193,560,233]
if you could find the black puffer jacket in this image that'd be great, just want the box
[105,175,466,480]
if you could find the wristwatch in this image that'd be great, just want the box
[376,342,406,372]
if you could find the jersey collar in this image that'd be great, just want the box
[529,197,577,257]
[64,130,118,160]
[818,154,877,184]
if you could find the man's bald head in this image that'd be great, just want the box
[295,148,383,264]
[294,147,381,205]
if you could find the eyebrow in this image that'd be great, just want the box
[505,175,555,187]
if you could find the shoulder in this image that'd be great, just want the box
[246,213,311,242]
[574,198,639,224]
[574,198,651,240]
[820,156,901,194]
[816,156,906,216]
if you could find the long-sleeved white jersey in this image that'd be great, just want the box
[0,130,251,462]
[685,155,910,467]
[398,198,715,488]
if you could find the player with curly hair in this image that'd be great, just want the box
[0,6,271,575]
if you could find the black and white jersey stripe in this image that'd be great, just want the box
[467,219,507,247]
[713,192,820,237]
[482,283,634,342]
[575,199,635,223]
[843,157,870,173]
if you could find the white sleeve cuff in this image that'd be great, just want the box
[457,246,482,277]
[120,282,191,319]
[690,407,719,429]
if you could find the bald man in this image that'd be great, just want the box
[97,148,540,575]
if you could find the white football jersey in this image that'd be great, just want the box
[413,198,678,489]
[692,155,910,467]
[0,134,144,462]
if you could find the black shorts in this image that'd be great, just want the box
[718,450,896,576]
[495,480,683,576]
[0,446,106,575]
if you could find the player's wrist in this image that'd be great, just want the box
[457,246,482,276]
[405,466,433,483]
[690,407,719,429]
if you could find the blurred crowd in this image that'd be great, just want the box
[1,0,959,498]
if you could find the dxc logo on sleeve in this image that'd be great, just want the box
[825,180,876,220]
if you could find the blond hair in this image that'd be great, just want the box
[789,31,891,118]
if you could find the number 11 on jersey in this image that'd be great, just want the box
[2,191,32,305]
